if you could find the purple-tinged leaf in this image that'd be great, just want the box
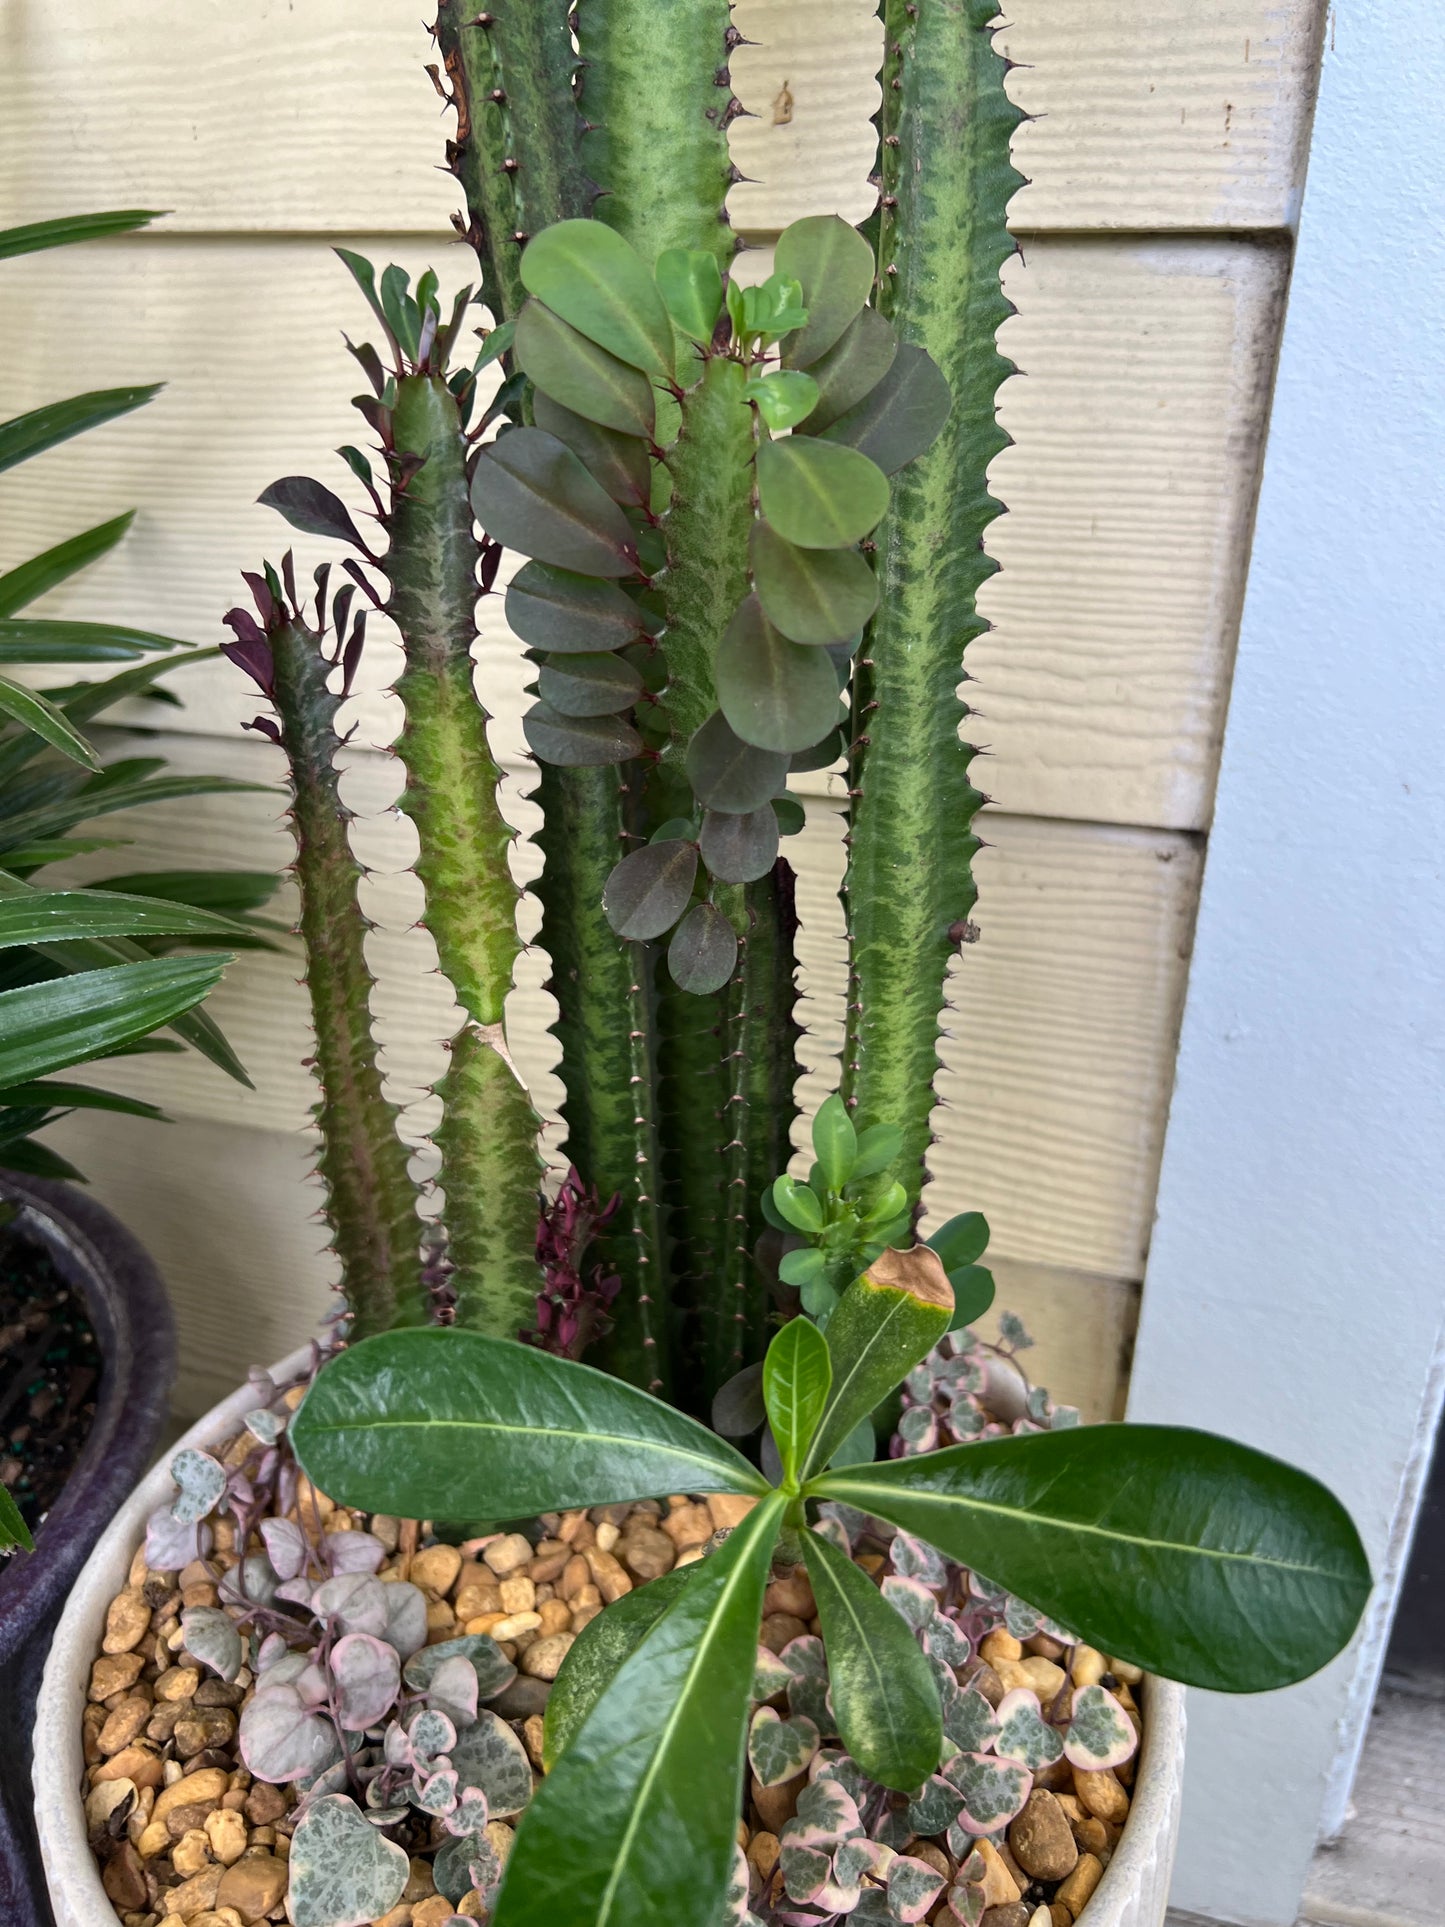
[219,1552,280,1609]
[719,1842,752,1927]
[1064,1683,1138,1771]
[312,1571,389,1637]
[943,1752,1033,1837]
[904,1773,962,1837]
[260,1516,308,1582]
[880,1575,936,1632]
[239,1681,343,1783]
[993,1689,1064,1772]
[381,1579,429,1660]
[294,1662,331,1709]
[408,1706,457,1767]
[324,1529,386,1576]
[404,1633,515,1702]
[169,1447,226,1524]
[445,1784,489,1838]
[415,1766,460,1815]
[427,1653,481,1730]
[144,1506,205,1572]
[942,1686,998,1756]
[331,1632,402,1731]
[259,476,370,553]
[243,1405,284,1445]
[275,1576,317,1608]
[944,1880,986,1927]
[922,1612,971,1670]
[447,1708,533,1818]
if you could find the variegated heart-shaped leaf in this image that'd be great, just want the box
[748,1706,820,1787]
[169,1447,225,1524]
[1064,1683,1139,1771]
[180,1606,242,1683]
[943,1752,1033,1837]
[330,1632,401,1732]
[288,1792,409,1927]
[888,1854,948,1924]
[993,1688,1064,1772]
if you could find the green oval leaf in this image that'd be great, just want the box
[698,805,779,885]
[812,1093,858,1190]
[772,1175,824,1235]
[790,725,845,774]
[947,1265,996,1330]
[544,1568,694,1769]
[775,215,877,368]
[505,562,648,653]
[716,595,840,753]
[536,651,643,718]
[819,342,953,476]
[519,219,675,380]
[928,1211,990,1270]
[603,838,699,940]
[471,428,638,576]
[668,900,738,994]
[813,1425,1373,1693]
[515,299,656,439]
[755,439,890,550]
[801,1526,941,1791]
[292,1328,769,1522]
[763,1317,833,1485]
[750,522,879,646]
[744,370,820,432]
[655,247,725,345]
[851,1121,904,1181]
[684,711,790,814]
[799,306,899,432]
[773,794,806,837]
[533,391,653,507]
[523,701,641,768]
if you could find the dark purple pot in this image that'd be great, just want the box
[0,1175,176,1927]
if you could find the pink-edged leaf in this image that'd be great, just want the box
[943,1685,999,1756]
[408,1706,458,1766]
[238,1681,343,1783]
[880,1575,936,1632]
[415,1766,460,1815]
[427,1654,481,1730]
[331,1631,402,1731]
[943,1752,1033,1836]
[888,1855,947,1924]
[1064,1683,1138,1771]
[993,1688,1064,1772]
[144,1506,207,1572]
[748,1706,821,1787]
[753,1645,793,1702]
[260,1516,307,1582]
[325,1529,386,1575]
[312,1572,389,1636]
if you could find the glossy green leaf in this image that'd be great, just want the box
[0,678,97,767]
[773,794,806,837]
[495,1495,785,1927]
[655,248,725,344]
[520,220,674,380]
[89,870,281,919]
[812,1094,857,1190]
[0,209,159,262]
[0,1482,33,1552]
[0,955,228,1087]
[505,563,649,654]
[533,392,653,507]
[515,300,656,439]
[851,1122,903,1181]
[947,1265,996,1329]
[0,620,187,663]
[813,1425,1372,1692]
[537,651,643,718]
[819,342,952,476]
[684,712,790,814]
[0,385,161,475]
[544,1569,693,1770]
[744,371,820,433]
[0,513,135,618]
[471,429,638,576]
[772,1176,824,1235]
[755,439,890,550]
[763,1318,832,1486]
[789,725,845,774]
[799,306,899,432]
[603,839,699,941]
[698,805,779,884]
[667,901,738,995]
[0,889,251,949]
[776,215,876,368]
[523,701,642,768]
[801,1251,955,1481]
[801,1526,940,1790]
[716,596,840,754]
[292,1328,768,1523]
[749,523,879,647]
[928,1212,990,1270]
[828,1416,877,1470]
[0,1080,164,1120]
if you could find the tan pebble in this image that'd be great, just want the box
[997,1840,1030,1895]
[215,1850,288,1921]
[273,1828,291,1860]
[463,1611,509,1636]
[499,1575,536,1614]
[558,1556,592,1601]
[162,1758,184,1786]
[583,1546,632,1602]
[980,1629,1023,1666]
[370,1514,401,1552]
[1106,1657,1143,1685]
[706,1494,758,1532]
[1055,1853,1103,1916]
[404,1855,438,1902]
[99,1696,153,1756]
[411,1544,463,1596]
[854,1551,885,1577]
[206,1807,248,1865]
[165,1800,216,1840]
[973,1838,1021,1909]
[172,1827,214,1877]
[909,1841,951,1880]
[374,1908,413,1927]
[528,1541,571,1584]
[1018,1656,1067,1702]
[621,1525,676,1580]
[491,1611,543,1642]
[523,1714,547,1769]
[178,1559,213,1591]
[165,1623,186,1652]
[162,1863,225,1915]
[485,1819,515,1865]
[1027,1909,1053,1927]
[459,1892,486,1918]
[293,1476,334,1522]
[1033,1756,1073,1793]
[751,1771,806,1833]
[221,1788,248,1811]
[244,1782,287,1826]
[759,1613,808,1654]
[188,1913,246,1927]
[86,1778,137,1830]
[1025,1634,1066,1661]
[675,1546,705,1568]
[1070,1646,1106,1688]
[136,1818,171,1858]
[747,1831,781,1883]
[763,1569,815,1620]
[1072,1767,1129,1824]
[424,1599,458,1638]
[1008,1791,1079,1882]
[90,1652,146,1701]
[100,1842,148,1911]
[536,1597,573,1636]
[103,1588,153,1655]
[127,1544,151,1588]
[455,1581,503,1622]
[1049,1908,1073,1927]
[174,1706,239,1758]
[521,1632,575,1681]
[593,1521,621,1553]
[556,1510,588,1544]
[483,1532,535,1577]
[93,1744,164,1791]
[570,1601,602,1633]
[154,1665,201,1702]
[412,1898,459,1927]
[181,1579,221,1608]
[1054,1793,1085,1826]
[249,1825,276,1847]
[154,1767,229,1825]
[979,1907,1029,1927]
[1074,1815,1109,1858]
[662,1503,713,1550]
[992,1658,1033,1694]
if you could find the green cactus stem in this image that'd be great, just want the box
[386,371,543,1332]
[840,0,1024,1211]
[224,576,425,1338]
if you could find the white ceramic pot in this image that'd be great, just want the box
[33,1351,1185,1927]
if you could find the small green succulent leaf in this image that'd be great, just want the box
[749,523,879,647]
[772,1175,824,1236]
[819,342,952,476]
[379,263,421,362]
[493,1495,787,1927]
[775,216,877,367]
[755,440,890,550]
[287,1792,410,1927]
[947,1266,996,1330]
[0,955,229,1087]
[928,1212,990,1270]
[716,596,841,753]
[812,1425,1373,1693]
[668,901,738,995]
[1064,1683,1138,1771]
[516,300,657,440]
[0,385,162,476]
[471,430,638,576]
[258,476,369,552]
[603,839,699,941]
[545,1568,694,1770]
[536,651,643,718]
[850,1123,904,1181]
[744,371,820,432]
[519,220,674,380]
[789,725,845,774]
[685,712,790,814]
[763,1318,832,1485]
[505,563,648,653]
[533,392,653,508]
[291,1329,769,1521]
[748,1705,820,1787]
[800,1252,955,1481]
[801,1526,941,1791]
[778,1247,827,1290]
[798,306,899,432]
[523,702,642,768]
[812,1094,858,1191]
[0,678,98,767]
[0,1483,33,1552]
[475,319,516,372]
[655,247,726,344]
[698,806,780,885]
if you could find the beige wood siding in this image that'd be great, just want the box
[0,1,1323,1420]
